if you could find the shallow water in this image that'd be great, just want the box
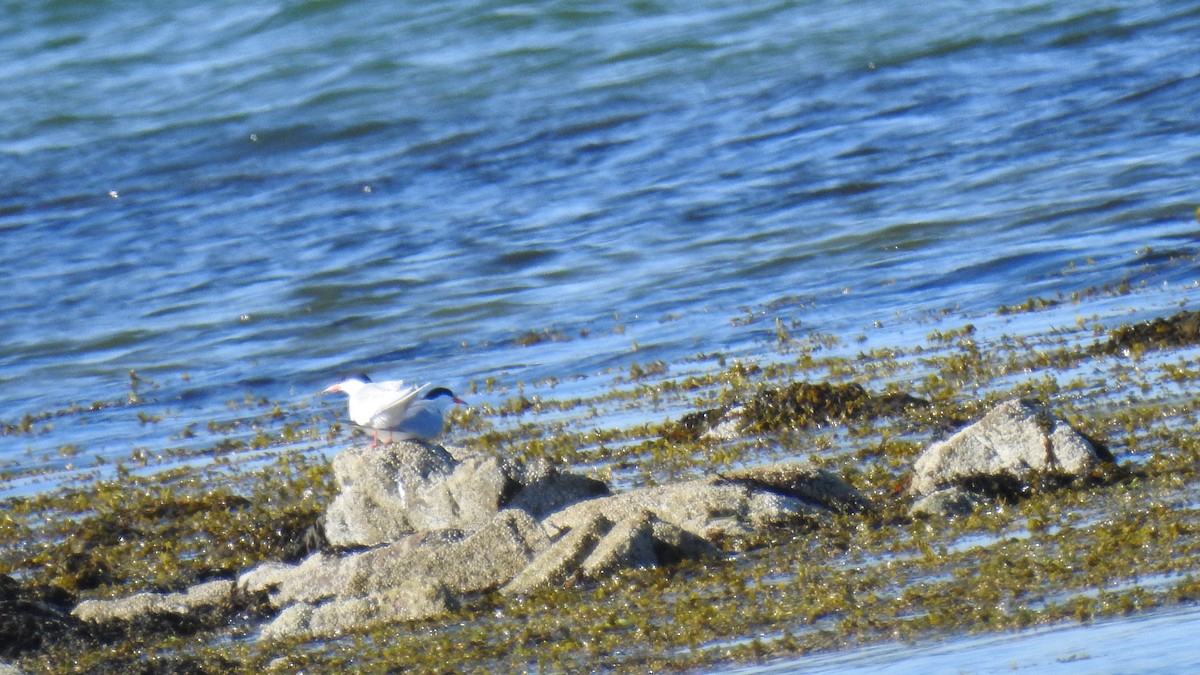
[2,0,1198,493]
[733,603,1200,674]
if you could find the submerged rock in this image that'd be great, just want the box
[669,381,928,440]
[1094,309,1200,355]
[909,398,1113,506]
[323,440,606,548]
[909,486,986,518]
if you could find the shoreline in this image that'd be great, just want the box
[5,280,1200,672]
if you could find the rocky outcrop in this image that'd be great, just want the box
[544,463,870,545]
[909,399,1113,516]
[72,439,870,641]
[252,509,549,639]
[72,580,235,624]
[323,441,607,548]
[668,381,929,440]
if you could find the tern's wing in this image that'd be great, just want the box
[364,382,427,426]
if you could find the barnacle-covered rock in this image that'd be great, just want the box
[909,399,1114,507]
[323,440,606,548]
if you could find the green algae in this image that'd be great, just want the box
[1095,309,1200,355]
[0,453,334,598]
[9,293,1200,672]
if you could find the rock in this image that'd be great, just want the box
[504,465,861,595]
[501,513,612,597]
[645,518,720,564]
[261,579,455,641]
[0,663,27,675]
[141,459,869,640]
[578,510,658,578]
[323,441,605,548]
[260,511,547,640]
[909,486,986,518]
[236,561,298,596]
[910,398,1111,497]
[377,509,549,596]
[503,510,707,597]
[260,603,314,642]
[721,462,874,514]
[322,440,458,547]
[503,467,610,520]
[72,580,235,624]
[544,463,868,543]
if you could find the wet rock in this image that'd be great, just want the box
[668,382,928,440]
[72,579,235,624]
[910,398,1111,497]
[909,486,986,518]
[0,663,25,675]
[323,441,606,548]
[1094,309,1200,355]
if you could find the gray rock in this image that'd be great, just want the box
[501,513,612,597]
[721,462,874,514]
[73,579,234,624]
[909,485,986,518]
[646,517,721,563]
[261,579,455,641]
[504,468,610,520]
[503,465,860,595]
[260,603,314,642]
[237,561,297,596]
[0,663,27,675]
[265,510,549,612]
[322,440,459,547]
[910,399,1109,496]
[543,463,867,543]
[502,510,666,597]
[578,510,658,578]
[323,441,605,548]
[245,460,871,637]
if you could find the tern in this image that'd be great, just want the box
[323,376,465,443]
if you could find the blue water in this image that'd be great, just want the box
[2,0,1200,486]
